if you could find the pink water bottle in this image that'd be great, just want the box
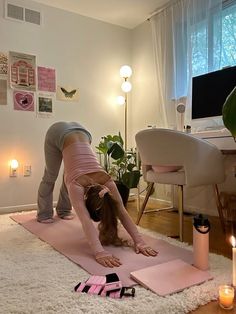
[193,214,210,271]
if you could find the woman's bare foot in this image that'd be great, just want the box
[59,214,74,220]
[37,218,54,224]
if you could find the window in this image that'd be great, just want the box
[191,0,236,77]
[221,1,236,67]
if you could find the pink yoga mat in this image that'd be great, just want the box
[11,211,193,286]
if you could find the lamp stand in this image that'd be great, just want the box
[124,92,128,151]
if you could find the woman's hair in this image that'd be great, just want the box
[85,185,125,246]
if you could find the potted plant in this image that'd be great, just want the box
[222,86,236,141]
[96,132,141,205]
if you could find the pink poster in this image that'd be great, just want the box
[38,66,56,92]
[9,51,36,91]
[13,90,34,111]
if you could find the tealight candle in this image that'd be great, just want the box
[219,285,234,310]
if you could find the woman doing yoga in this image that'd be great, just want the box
[37,121,158,267]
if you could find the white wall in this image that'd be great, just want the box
[131,21,171,202]
[0,0,132,212]
[130,21,160,147]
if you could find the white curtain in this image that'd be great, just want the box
[150,0,234,130]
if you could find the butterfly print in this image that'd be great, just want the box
[60,87,77,98]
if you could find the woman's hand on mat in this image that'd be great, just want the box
[135,245,158,257]
[95,255,122,268]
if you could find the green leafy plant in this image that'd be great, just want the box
[222,86,236,141]
[96,132,141,189]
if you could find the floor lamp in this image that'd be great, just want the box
[117,66,140,211]
[117,65,132,151]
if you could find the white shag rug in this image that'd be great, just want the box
[0,212,232,314]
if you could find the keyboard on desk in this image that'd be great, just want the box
[192,128,235,150]
[193,128,231,138]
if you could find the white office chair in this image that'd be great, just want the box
[135,128,225,241]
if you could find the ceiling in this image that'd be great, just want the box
[32,0,170,29]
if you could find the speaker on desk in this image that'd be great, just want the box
[176,102,185,131]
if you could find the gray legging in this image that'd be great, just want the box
[37,121,92,221]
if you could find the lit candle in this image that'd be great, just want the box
[219,285,234,310]
[230,236,236,286]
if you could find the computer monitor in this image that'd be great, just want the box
[191,66,236,120]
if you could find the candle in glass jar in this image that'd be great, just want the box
[219,285,234,310]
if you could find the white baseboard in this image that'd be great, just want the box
[0,201,57,215]
[148,195,172,205]
[129,193,172,205]
[0,204,37,215]
[129,194,217,216]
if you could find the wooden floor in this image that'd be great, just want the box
[126,198,235,314]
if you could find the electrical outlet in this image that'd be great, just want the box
[24,165,31,177]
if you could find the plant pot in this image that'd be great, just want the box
[115,181,130,207]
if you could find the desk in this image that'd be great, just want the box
[192,129,236,151]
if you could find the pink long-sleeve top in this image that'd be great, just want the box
[62,142,145,258]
